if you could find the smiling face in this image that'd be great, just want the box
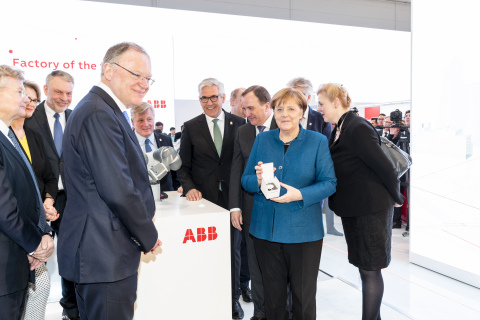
[0,77,29,125]
[274,102,303,134]
[132,107,154,138]
[24,86,38,118]
[104,49,152,108]
[200,85,224,118]
[44,76,73,113]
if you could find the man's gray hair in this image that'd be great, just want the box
[230,88,245,100]
[198,78,225,96]
[130,102,155,119]
[286,77,313,97]
[102,42,150,76]
[46,70,74,86]
[0,65,24,87]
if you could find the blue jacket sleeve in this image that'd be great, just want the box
[297,136,336,209]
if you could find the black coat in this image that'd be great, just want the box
[228,118,278,224]
[328,112,404,217]
[178,110,245,206]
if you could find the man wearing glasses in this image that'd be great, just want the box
[0,65,54,319]
[178,78,246,319]
[57,42,160,320]
[24,69,78,320]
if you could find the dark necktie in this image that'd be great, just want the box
[257,125,266,133]
[53,113,63,156]
[145,138,152,152]
[7,130,48,233]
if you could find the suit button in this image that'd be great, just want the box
[278,166,283,170]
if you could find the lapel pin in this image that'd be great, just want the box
[230,121,233,125]
[309,122,312,126]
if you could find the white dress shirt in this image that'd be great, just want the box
[44,102,68,190]
[0,119,14,145]
[135,131,158,153]
[256,112,274,135]
[300,107,309,129]
[204,111,225,141]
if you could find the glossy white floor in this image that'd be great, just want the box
[45,215,480,320]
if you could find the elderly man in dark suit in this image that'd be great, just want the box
[24,70,77,319]
[131,101,177,192]
[0,65,54,319]
[178,77,245,319]
[57,42,161,320]
[229,85,276,320]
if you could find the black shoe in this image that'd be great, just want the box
[232,300,244,319]
[392,221,402,229]
[241,287,253,302]
[250,317,267,320]
[327,227,343,236]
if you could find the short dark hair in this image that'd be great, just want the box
[379,113,386,117]
[170,127,175,131]
[405,110,410,115]
[242,85,271,105]
[155,121,163,126]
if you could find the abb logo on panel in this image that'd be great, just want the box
[183,227,218,244]
[147,100,166,108]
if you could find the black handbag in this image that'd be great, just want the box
[380,136,412,178]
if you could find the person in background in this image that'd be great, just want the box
[241,88,336,320]
[154,121,163,134]
[319,83,404,320]
[169,126,176,143]
[230,87,246,119]
[10,80,59,320]
[382,116,392,138]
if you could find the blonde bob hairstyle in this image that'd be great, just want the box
[316,83,351,110]
[271,88,308,114]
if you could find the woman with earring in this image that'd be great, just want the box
[318,83,404,320]
[10,80,59,320]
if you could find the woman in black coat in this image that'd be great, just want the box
[10,80,58,320]
[318,83,404,320]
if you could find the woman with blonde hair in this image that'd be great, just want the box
[318,83,404,320]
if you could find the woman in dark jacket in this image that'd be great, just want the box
[10,80,58,320]
[318,83,404,320]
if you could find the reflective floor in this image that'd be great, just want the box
[45,216,480,319]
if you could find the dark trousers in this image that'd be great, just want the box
[75,272,137,320]
[253,237,323,320]
[54,191,79,318]
[244,223,266,318]
[240,228,250,289]
[0,287,27,320]
[217,191,241,302]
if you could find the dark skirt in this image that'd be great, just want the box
[341,207,394,271]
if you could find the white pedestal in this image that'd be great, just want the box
[135,192,231,319]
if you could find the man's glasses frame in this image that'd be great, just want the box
[112,63,155,86]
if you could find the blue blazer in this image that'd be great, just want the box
[241,127,336,243]
[58,86,158,284]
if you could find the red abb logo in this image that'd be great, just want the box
[147,100,166,109]
[183,227,218,244]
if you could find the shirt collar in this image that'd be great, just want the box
[44,101,63,118]
[0,120,11,143]
[205,110,225,123]
[135,130,155,146]
[96,82,128,114]
[258,111,274,129]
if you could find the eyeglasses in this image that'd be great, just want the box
[28,97,41,105]
[0,87,28,98]
[200,95,220,103]
[112,63,155,86]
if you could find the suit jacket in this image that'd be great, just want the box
[228,118,278,224]
[153,131,176,191]
[13,127,58,201]
[178,110,245,206]
[306,107,332,140]
[0,132,44,296]
[57,86,158,284]
[24,101,72,189]
[241,127,337,243]
[328,112,404,217]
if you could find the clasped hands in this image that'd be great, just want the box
[28,234,55,270]
[255,161,302,203]
[44,198,59,222]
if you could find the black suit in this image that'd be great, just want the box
[23,101,77,317]
[153,131,176,191]
[58,86,157,319]
[228,117,277,318]
[13,127,58,201]
[178,110,245,302]
[0,131,44,319]
[328,112,404,216]
[305,107,332,140]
